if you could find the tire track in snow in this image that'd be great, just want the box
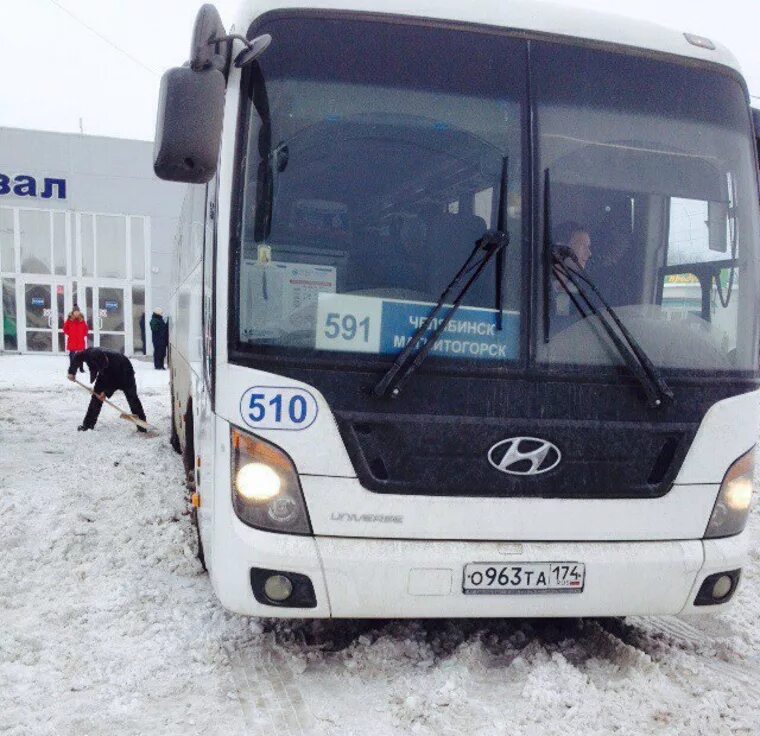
[226,644,318,736]
[599,616,760,698]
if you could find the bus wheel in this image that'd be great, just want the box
[182,401,195,481]
[183,402,206,571]
[192,506,207,572]
[169,374,182,455]
[170,405,182,454]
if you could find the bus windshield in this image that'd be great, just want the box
[534,41,760,372]
[233,14,759,374]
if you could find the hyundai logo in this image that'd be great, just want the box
[488,437,561,476]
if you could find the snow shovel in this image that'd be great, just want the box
[70,377,155,432]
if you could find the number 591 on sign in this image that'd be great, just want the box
[315,293,382,353]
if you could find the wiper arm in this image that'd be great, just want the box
[374,156,510,399]
[494,156,509,331]
[374,230,508,399]
[542,169,553,343]
[553,249,674,408]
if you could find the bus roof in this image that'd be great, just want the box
[236,0,743,77]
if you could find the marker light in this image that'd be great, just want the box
[704,447,755,539]
[235,462,282,501]
[230,427,311,535]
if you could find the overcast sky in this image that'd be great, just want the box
[2,0,759,141]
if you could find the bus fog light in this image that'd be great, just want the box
[231,428,312,535]
[704,447,755,539]
[251,568,317,608]
[712,575,733,600]
[264,574,293,602]
[236,462,281,500]
[695,569,741,605]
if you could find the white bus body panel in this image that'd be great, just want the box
[302,478,720,542]
[209,417,740,618]
[208,489,749,618]
[672,388,759,484]
[214,363,758,541]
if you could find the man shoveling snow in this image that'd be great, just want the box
[67,348,148,433]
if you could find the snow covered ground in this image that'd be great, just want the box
[2,354,760,736]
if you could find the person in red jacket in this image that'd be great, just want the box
[63,308,88,366]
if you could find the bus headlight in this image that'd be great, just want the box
[704,447,755,539]
[231,427,312,535]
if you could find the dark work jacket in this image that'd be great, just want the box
[150,313,168,348]
[69,348,136,398]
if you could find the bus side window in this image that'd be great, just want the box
[202,176,217,399]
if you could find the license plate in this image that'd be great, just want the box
[463,562,585,595]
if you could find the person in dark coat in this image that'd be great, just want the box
[138,312,146,355]
[150,309,168,370]
[67,348,147,432]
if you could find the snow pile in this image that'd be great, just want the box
[1,355,759,736]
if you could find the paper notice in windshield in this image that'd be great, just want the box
[241,259,337,339]
[315,293,518,360]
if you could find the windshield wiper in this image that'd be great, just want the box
[552,248,674,408]
[373,231,508,398]
[494,156,508,330]
[542,168,672,408]
[374,157,510,399]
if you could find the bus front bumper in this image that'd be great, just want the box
[209,527,748,618]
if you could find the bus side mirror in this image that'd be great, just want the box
[153,4,228,184]
[752,108,760,173]
[153,65,225,184]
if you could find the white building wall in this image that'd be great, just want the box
[0,127,184,356]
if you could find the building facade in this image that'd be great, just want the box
[0,127,184,356]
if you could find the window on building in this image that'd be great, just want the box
[130,217,146,280]
[0,208,14,273]
[96,215,127,278]
[81,214,94,277]
[19,209,51,275]
[53,212,67,276]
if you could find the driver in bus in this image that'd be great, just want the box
[552,221,592,320]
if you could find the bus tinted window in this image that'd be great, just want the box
[234,16,525,365]
[534,42,759,371]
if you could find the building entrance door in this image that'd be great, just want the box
[81,283,130,353]
[19,278,71,353]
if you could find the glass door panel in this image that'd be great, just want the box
[84,285,94,344]
[24,282,54,352]
[2,278,17,350]
[98,287,125,332]
[99,334,126,352]
[91,285,127,353]
[75,283,133,354]
[56,283,70,352]
[132,286,145,355]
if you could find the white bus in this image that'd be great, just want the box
[155,1,760,617]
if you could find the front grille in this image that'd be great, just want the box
[335,412,691,498]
